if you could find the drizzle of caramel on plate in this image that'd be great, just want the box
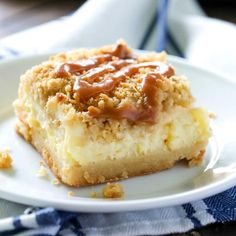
[54,43,175,123]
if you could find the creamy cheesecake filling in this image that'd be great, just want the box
[64,106,209,165]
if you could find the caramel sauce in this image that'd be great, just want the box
[85,63,174,123]
[78,59,135,83]
[54,43,131,78]
[76,60,174,123]
[73,59,136,101]
[53,43,175,123]
[87,73,164,123]
[74,61,174,102]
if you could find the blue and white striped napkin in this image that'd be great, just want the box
[1,0,236,235]
[1,188,236,235]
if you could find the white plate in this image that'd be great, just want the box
[0,54,236,213]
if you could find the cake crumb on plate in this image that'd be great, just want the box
[0,150,12,169]
[67,191,75,197]
[208,111,217,119]
[51,178,60,185]
[39,160,46,166]
[102,183,124,199]
[36,165,48,178]
[90,191,97,198]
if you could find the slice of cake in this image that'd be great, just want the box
[13,40,210,186]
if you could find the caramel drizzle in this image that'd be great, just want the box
[74,61,174,101]
[87,71,172,123]
[73,59,135,100]
[53,43,175,123]
[54,43,131,78]
[80,62,174,123]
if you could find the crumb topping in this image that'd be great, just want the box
[0,151,12,169]
[102,182,124,198]
[21,40,193,125]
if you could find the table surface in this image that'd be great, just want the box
[0,0,236,235]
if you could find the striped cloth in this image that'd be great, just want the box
[1,0,236,235]
[1,188,236,235]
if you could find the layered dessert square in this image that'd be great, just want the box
[14,41,210,186]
